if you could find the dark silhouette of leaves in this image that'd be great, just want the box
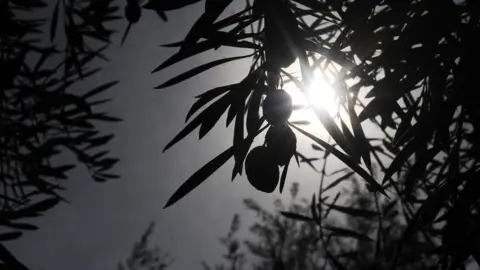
[311,144,323,151]
[340,119,360,163]
[311,106,354,156]
[10,0,478,268]
[280,211,313,222]
[15,198,60,217]
[1,2,120,261]
[404,147,440,195]
[291,0,330,14]
[311,194,319,224]
[325,203,379,218]
[347,94,372,171]
[290,124,387,197]
[199,93,232,139]
[0,243,29,270]
[163,92,232,151]
[186,84,233,122]
[324,171,354,192]
[117,222,174,270]
[279,163,289,193]
[82,81,119,99]
[155,54,253,89]
[0,231,22,241]
[179,0,234,53]
[4,223,38,231]
[290,120,310,125]
[153,178,456,269]
[382,137,425,185]
[295,151,319,172]
[50,0,60,41]
[152,40,220,73]
[325,225,373,242]
[164,147,234,208]
[246,83,265,135]
[144,0,202,12]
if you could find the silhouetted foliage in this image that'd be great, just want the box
[199,181,439,270]
[1,0,121,267]
[149,0,480,267]
[134,181,460,269]
[3,0,480,269]
[118,222,174,270]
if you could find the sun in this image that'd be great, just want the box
[284,68,340,124]
[306,71,338,116]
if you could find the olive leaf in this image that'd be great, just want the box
[0,231,23,241]
[50,0,60,41]
[279,162,289,193]
[290,124,387,197]
[186,84,234,122]
[325,225,373,242]
[323,171,354,192]
[179,0,234,53]
[164,147,234,208]
[163,92,233,152]
[143,0,202,12]
[325,203,379,218]
[280,211,314,222]
[155,54,254,89]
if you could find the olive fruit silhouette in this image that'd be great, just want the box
[262,90,293,126]
[265,32,296,69]
[442,212,474,262]
[125,3,141,23]
[263,0,301,69]
[265,124,297,166]
[0,60,15,89]
[245,146,279,193]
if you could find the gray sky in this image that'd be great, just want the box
[6,2,480,270]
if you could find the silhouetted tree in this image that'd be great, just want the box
[1,0,121,267]
[200,180,441,270]
[3,0,480,269]
[144,0,480,268]
[117,222,174,270]
[131,180,457,270]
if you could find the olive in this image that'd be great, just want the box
[263,0,301,69]
[245,146,279,193]
[262,89,293,126]
[442,211,474,262]
[265,124,297,166]
[0,59,19,89]
[264,38,296,69]
[125,3,141,23]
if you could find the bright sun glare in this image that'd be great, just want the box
[284,67,340,124]
[306,71,337,116]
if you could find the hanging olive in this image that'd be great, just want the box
[265,124,297,166]
[263,0,301,69]
[442,211,474,262]
[125,3,141,23]
[262,89,293,126]
[245,146,279,193]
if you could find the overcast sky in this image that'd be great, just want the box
[6,2,479,270]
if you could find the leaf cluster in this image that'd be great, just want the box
[153,0,480,267]
[1,0,121,267]
[202,180,441,270]
[118,222,175,270]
